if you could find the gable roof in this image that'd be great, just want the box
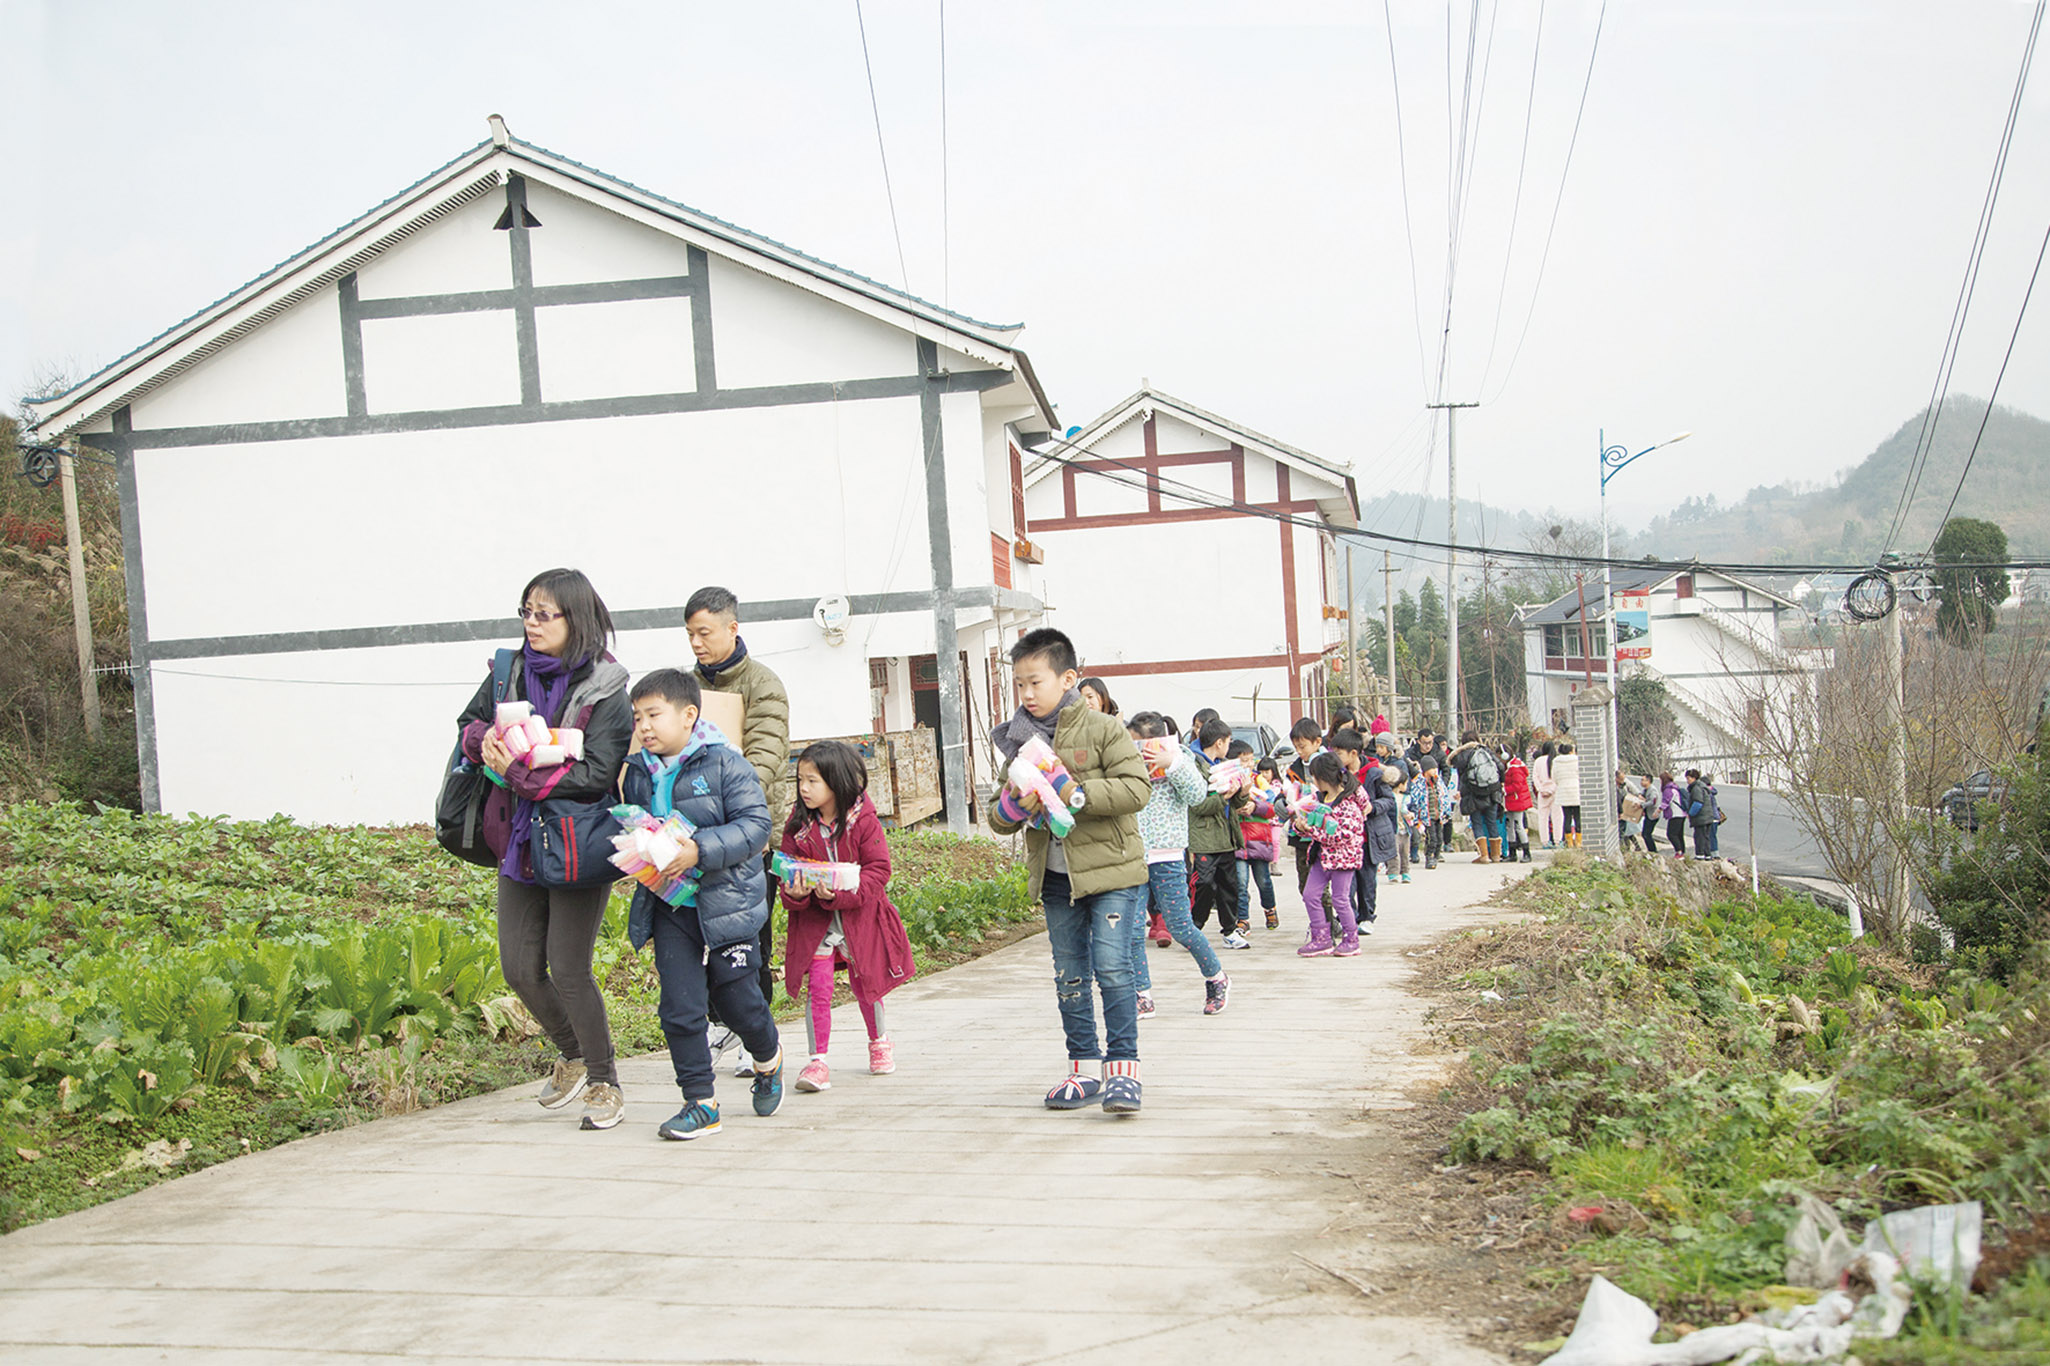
[26,126,1055,437]
[1024,386,1359,523]
[1519,565,1802,626]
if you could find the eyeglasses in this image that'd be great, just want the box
[517,607,564,624]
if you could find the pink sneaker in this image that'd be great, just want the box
[795,1058,831,1092]
[868,1038,896,1075]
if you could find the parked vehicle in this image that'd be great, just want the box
[1941,770,2006,831]
[1230,722,1285,764]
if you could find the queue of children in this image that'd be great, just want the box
[447,573,1601,1136]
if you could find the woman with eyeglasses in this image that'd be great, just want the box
[453,568,635,1131]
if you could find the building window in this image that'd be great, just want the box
[1676,573,1694,599]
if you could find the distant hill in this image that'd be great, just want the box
[1635,398,2050,564]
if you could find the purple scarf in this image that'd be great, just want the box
[502,646,583,881]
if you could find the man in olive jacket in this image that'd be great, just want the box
[990,628,1153,1116]
[687,586,791,1019]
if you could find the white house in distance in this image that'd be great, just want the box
[24,119,1056,830]
[1518,565,1819,780]
[1019,388,1358,729]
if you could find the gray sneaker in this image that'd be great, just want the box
[579,1082,624,1130]
[538,1057,588,1109]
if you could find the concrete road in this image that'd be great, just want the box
[1689,784,1831,881]
[0,861,1531,1365]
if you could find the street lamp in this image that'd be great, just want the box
[1598,429,1692,773]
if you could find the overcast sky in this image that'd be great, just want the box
[7,0,2046,544]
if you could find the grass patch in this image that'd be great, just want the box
[1424,857,2050,1341]
[0,802,1035,1231]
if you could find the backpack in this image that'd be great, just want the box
[435,648,516,868]
[1467,745,1501,789]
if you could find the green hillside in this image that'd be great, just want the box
[1639,398,2050,564]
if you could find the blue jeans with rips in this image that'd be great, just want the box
[1146,858,1222,980]
[1042,870,1143,1064]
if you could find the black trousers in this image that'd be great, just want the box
[1189,851,1242,934]
[710,850,780,1029]
[649,902,779,1103]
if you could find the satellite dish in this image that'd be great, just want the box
[813,595,851,643]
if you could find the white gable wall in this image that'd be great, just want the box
[80,162,1035,824]
[1023,406,1344,727]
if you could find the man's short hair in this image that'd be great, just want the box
[1418,729,1435,742]
[1225,739,1254,759]
[1198,718,1233,749]
[1290,717,1324,742]
[1010,627,1078,676]
[683,586,739,621]
[1328,728,1365,752]
[1128,712,1168,740]
[631,667,702,710]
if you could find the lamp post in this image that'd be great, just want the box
[1598,429,1692,771]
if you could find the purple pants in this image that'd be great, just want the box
[1301,864,1359,945]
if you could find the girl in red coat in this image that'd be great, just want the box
[781,740,917,1092]
[1500,747,1534,864]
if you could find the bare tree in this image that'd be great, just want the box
[1727,605,2050,948]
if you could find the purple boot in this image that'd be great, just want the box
[1297,907,1334,957]
[1332,898,1361,956]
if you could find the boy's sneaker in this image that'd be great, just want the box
[1401,873,1412,883]
[1222,931,1251,950]
[795,1058,831,1093]
[657,1099,720,1140]
[537,1057,587,1110]
[1203,974,1231,1015]
[751,1053,785,1117]
[1102,1075,1143,1115]
[868,1038,895,1075]
[578,1082,624,1130]
[1136,991,1156,1020]
[731,1049,756,1078]
[1045,1074,1103,1110]
[1264,908,1279,930]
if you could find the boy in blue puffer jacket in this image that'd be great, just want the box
[619,668,784,1140]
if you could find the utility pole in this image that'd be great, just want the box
[1428,401,1478,737]
[1383,549,1397,730]
[58,447,103,741]
[1344,540,1359,711]
[1881,591,1910,938]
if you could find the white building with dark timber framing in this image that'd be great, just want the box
[1018,388,1358,729]
[23,121,1056,830]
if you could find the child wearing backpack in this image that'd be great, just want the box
[781,739,916,1093]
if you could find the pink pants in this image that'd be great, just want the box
[805,952,881,1056]
[1538,796,1562,845]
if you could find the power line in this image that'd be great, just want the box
[1027,433,2050,578]
[1924,210,2050,552]
[1476,0,1546,395]
[853,0,913,291]
[1380,0,1431,395]
[1882,0,2045,554]
[938,0,951,314]
[1481,0,1608,405]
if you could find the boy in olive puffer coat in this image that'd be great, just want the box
[990,628,1153,1116]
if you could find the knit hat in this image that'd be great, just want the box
[1370,714,1392,736]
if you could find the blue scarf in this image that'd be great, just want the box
[636,717,739,817]
[502,647,585,881]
